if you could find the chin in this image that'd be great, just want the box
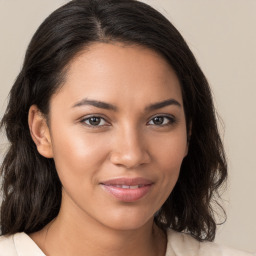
[96,206,155,232]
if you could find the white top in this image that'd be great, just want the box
[0,229,254,256]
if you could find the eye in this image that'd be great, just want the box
[81,116,109,127]
[147,115,175,126]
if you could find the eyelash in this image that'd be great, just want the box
[80,115,110,128]
[147,115,176,126]
[80,114,176,128]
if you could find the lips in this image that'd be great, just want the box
[100,177,153,202]
[108,184,144,189]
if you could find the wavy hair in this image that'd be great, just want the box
[0,0,227,241]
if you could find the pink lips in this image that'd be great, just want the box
[100,177,153,202]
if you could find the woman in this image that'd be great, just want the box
[0,0,253,255]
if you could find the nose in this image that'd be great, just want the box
[109,126,151,169]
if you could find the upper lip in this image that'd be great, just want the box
[100,177,154,186]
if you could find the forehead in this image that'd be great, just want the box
[51,42,183,109]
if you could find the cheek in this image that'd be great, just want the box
[153,130,188,169]
[152,131,187,192]
[50,124,110,184]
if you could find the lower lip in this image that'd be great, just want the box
[101,184,152,202]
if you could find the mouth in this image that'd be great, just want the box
[100,177,153,202]
[106,184,146,189]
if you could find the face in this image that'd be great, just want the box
[46,43,188,231]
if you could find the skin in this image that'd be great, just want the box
[28,42,189,256]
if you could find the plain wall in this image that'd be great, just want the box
[0,0,255,252]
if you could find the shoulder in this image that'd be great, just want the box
[166,229,254,256]
[0,234,17,256]
[0,232,45,256]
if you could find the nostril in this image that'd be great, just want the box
[109,130,151,168]
[109,149,151,169]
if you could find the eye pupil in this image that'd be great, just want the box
[153,116,164,125]
[89,117,101,125]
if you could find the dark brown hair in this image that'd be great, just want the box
[0,0,227,241]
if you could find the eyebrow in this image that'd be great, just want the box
[72,98,117,111]
[145,98,182,111]
[72,98,181,111]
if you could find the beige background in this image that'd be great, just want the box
[0,0,255,253]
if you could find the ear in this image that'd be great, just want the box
[28,105,53,158]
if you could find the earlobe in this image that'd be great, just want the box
[28,105,53,158]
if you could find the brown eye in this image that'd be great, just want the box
[88,117,101,125]
[82,116,108,127]
[148,115,175,126]
[152,116,164,125]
